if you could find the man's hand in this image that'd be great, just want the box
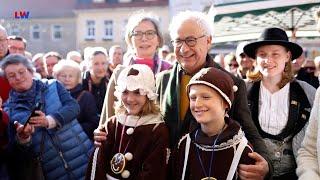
[93,127,107,147]
[238,152,269,180]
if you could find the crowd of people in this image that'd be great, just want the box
[0,8,320,180]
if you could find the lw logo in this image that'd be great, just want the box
[14,11,30,19]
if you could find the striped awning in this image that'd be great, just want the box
[211,2,320,43]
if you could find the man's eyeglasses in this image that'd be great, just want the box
[171,35,206,48]
[131,30,157,40]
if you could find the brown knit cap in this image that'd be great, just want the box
[187,67,237,109]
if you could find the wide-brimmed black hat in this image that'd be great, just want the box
[243,27,303,60]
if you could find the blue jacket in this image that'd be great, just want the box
[5,79,93,180]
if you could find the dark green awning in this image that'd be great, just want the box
[215,3,320,22]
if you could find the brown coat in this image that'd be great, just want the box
[172,118,255,180]
[86,115,169,180]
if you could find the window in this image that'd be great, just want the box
[103,20,113,40]
[93,0,104,3]
[52,25,62,40]
[122,19,128,40]
[86,20,95,40]
[119,0,131,2]
[31,24,40,40]
[11,26,20,36]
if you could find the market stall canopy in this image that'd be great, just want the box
[208,0,320,43]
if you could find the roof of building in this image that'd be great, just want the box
[75,0,168,10]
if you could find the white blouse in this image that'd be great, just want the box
[258,82,290,135]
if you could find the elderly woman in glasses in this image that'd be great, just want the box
[1,54,92,180]
[123,11,172,74]
[94,11,173,138]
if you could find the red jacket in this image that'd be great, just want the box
[0,76,11,102]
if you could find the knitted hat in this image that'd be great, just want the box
[187,67,237,109]
[114,64,158,100]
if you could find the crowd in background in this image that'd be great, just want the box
[0,8,319,180]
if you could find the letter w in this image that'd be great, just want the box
[19,11,30,19]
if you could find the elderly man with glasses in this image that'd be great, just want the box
[7,35,27,55]
[0,25,11,102]
[156,11,271,179]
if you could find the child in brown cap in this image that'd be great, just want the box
[171,67,254,180]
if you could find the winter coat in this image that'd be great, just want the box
[70,84,99,139]
[4,79,93,180]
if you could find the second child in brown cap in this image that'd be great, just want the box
[171,67,255,180]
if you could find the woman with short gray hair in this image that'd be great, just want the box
[123,10,171,74]
[53,60,99,139]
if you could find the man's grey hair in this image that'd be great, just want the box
[169,10,214,39]
[109,45,122,56]
[0,54,34,74]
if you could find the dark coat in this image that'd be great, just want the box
[70,84,99,140]
[0,109,9,177]
[247,80,315,179]
[172,118,255,180]
[156,54,273,177]
[82,71,109,113]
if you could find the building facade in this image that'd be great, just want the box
[0,0,78,57]
[75,0,169,52]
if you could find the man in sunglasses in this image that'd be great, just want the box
[235,41,255,79]
[156,10,271,179]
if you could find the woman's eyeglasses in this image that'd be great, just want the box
[6,68,29,81]
[131,30,157,40]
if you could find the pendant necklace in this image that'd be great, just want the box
[195,124,226,180]
[110,115,141,178]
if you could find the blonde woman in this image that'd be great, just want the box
[244,27,316,179]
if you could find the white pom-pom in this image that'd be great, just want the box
[126,128,134,135]
[121,170,130,178]
[125,152,133,161]
[233,85,238,92]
